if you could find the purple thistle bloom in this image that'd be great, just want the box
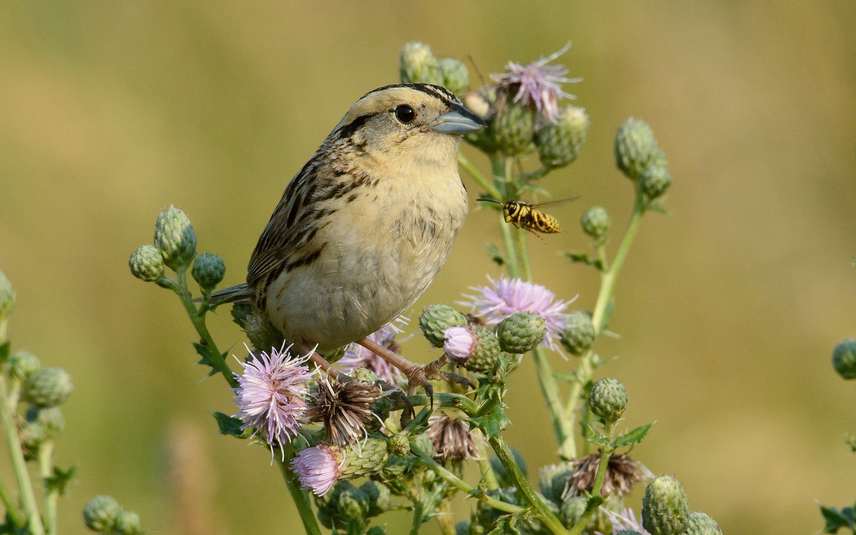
[234,344,312,459]
[490,43,581,123]
[596,508,651,535]
[461,277,572,351]
[338,320,407,385]
[292,445,341,497]
[443,326,476,363]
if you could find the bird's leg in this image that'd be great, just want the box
[294,344,349,382]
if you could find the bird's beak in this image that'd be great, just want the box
[431,108,485,135]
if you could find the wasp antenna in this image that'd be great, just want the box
[476,196,502,205]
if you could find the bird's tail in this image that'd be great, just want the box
[209,283,254,307]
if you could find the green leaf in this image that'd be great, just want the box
[553,371,581,383]
[0,342,9,364]
[614,423,655,449]
[45,465,76,496]
[565,251,604,271]
[213,412,245,438]
[471,397,509,438]
[193,341,227,377]
[581,423,611,448]
[820,504,855,533]
[486,244,505,267]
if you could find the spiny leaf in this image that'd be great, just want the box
[193,341,227,377]
[486,244,505,267]
[45,465,76,495]
[582,423,611,448]
[213,412,245,438]
[820,504,854,532]
[614,423,655,449]
[565,251,604,271]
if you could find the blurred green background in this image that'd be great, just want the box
[1,1,855,533]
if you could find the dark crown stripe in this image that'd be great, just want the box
[337,112,378,138]
[362,83,462,107]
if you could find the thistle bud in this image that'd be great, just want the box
[115,510,142,535]
[439,57,469,95]
[640,154,672,199]
[337,487,369,524]
[153,206,196,270]
[19,420,47,460]
[367,527,388,535]
[128,245,165,282]
[0,271,15,321]
[461,326,502,374]
[642,476,689,535]
[497,312,546,354]
[24,367,73,408]
[83,495,121,532]
[833,339,856,380]
[419,305,468,348]
[443,326,476,363]
[684,512,722,535]
[361,480,392,515]
[8,351,41,381]
[388,432,411,456]
[339,438,389,478]
[493,100,535,156]
[539,462,574,504]
[535,106,590,169]
[589,377,627,424]
[399,42,443,85]
[560,496,587,527]
[191,252,225,290]
[581,206,610,242]
[27,406,65,436]
[615,118,660,181]
[409,432,435,458]
[560,311,595,355]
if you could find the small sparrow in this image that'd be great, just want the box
[214,83,483,387]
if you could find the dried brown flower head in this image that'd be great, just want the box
[307,376,382,446]
[563,453,652,499]
[427,413,478,462]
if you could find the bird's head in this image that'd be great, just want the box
[333,84,485,163]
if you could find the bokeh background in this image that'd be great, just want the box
[1,1,855,533]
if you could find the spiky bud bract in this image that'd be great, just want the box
[560,311,595,355]
[560,496,587,528]
[684,512,722,535]
[439,57,469,95]
[115,510,143,535]
[493,99,535,156]
[461,326,502,374]
[615,118,660,181]
[581,206,610,242]
[399,42,443,85]
[642,476,689,535]
[26,406,65,436]
[83,495,121,532]
[641,154,672,200]
[24,367,73,408]
[497,312,546,354]
[128,245,165,282]
[361,480,392,515]
[191,252,225,290]
[589,377,627,424]
[833,339,856,380]
[8,351,41,381]
[153,206,196,270]
[0,271,15,321]
[535,105,589,168]
[419,305,468,347]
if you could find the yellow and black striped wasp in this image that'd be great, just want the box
[478,196,579,235]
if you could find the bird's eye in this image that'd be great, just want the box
[394,104,416,124]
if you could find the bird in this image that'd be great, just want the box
[212,83,484,389]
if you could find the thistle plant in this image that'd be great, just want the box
[119,42,724,534]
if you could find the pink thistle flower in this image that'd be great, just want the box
[291,445,341,497]
[233,344,312,459]
[443,326,476,363]
[491,43,581,123]
[339,320,407,385]
[461,277,572,351]
[596,508,651,535]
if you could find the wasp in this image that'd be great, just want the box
[478,197,578,235]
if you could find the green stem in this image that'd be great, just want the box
[0,376,44,535]
[0,480,24,529]
[277,451,321,535]
[415,453,523,514]
[488,437,569,535]
[513,227,532,280]
[405,393,477,415]
[38,441,57,535]
[568,427,614,535]
[499,215,521,277]
[477,443,499,491]
[458,153,502,200]
[436,501,456,535]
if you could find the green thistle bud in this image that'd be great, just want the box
[191,252,225,290]
[640,154,672,199]
[581,206,610,242]
[340,438,389,478]
[538,462,574,504]
[493,100,535,156]
[399,42,443,85]
[589,377,627,424]
[642,476,689,535]
[560,311,595,355]
[535,106,590,169]
[24,367,73,408]
[153,206,196,270]
[115,510,142,535]
[615,531,642,535]
[8,351,41,381]
[419,305,468,347]
[560,496,587,528]
[361,480,392,515]
[439,58,469,95]
[615,118,660,181]
[351,367,378,385]
[337,487,369,524]
[684,512,722,535]
[462,326,502,374]
[83,495,121,532]
[388,432,411,456]
[27,406,65,436]
[497,312,546,354]
[0,271,15,321]
[367,527,387,535]
[409,432,435,458]
[128,245,164,283]
[19,420,47,461]
[833,339,856,380]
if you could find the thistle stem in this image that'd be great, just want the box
[415,453,523,514]
[38,440,57,535]
[0,376,44,535]
[0,479,23,528]
[478,443,500,491]
[277,449,321,535]
[488,437,569,535]
[458,153,502,200]
[436,502,456,535]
